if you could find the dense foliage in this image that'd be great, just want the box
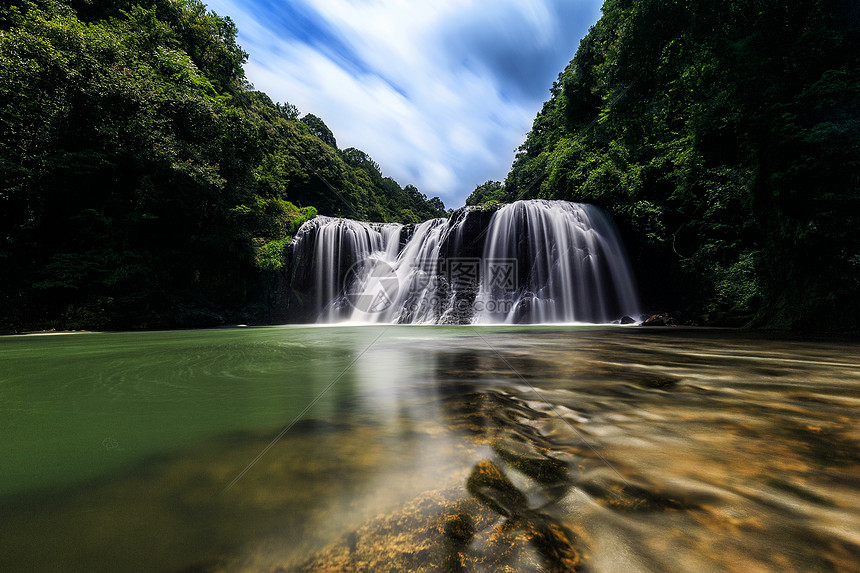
[464,180,506,207]
[0,0,445,330]
[494,0,859,329]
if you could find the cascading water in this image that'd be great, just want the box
[288,200,640,324]
[288,216,401,322]
[348,218,449,324]
[474,201,640,324]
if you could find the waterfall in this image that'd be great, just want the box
[474,201,640,324]
[349,217,449,324]
[288,216,401,322]
[288,200,640,324]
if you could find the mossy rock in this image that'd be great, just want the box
[466,460,528,518]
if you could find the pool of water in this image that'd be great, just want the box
[1,325,859,571]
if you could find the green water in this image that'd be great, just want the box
[1,326,390,495]
[2,325,859,572]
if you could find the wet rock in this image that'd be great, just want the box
[294,489,496,572]
[523,516,583,573]
[466,460,528,518]
[442,512,475,545]
[638,375,679,390]
[293,476,587,573]
[491,435,569,485]
[512,294,536,324]
[579,479,693,513]
[620,315,636,324]
[641,313,678,326]
[641,313,666,326]
[787,423,860,466]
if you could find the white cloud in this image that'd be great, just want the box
[204,0,602,207]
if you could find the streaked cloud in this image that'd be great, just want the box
[205,0,603,207]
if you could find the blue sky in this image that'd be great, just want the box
[204,0,604,208]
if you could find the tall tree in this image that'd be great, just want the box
[300,113,337,149]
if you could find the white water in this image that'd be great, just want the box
[475,201,640,324]
[349,218,448,324]
[291,216,401,322]
[290,200,640,324]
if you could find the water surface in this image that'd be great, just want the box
[1,326,859,571]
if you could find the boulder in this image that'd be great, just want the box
[641,313,667,326]
[641,312,682,326]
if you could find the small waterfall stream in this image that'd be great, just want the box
[288,200,640,324]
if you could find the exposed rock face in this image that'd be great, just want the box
[436,207,498,325]
[642,313,682,326]
[438,207,497,261]
[284,227,320,324]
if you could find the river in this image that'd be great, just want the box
[1,326,858,571]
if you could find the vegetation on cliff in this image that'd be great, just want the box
[489,0,859,329]
[0,0,445,330]
[4,0,856,331]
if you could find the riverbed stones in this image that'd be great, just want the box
[491,435,569,485]
[441,511,475,544]
[293,488,498,572]
[466,460,529,518]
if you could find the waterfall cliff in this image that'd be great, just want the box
[287,200,640,324]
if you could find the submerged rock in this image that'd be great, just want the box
[441,511,475,545]
[491,436,569,485]
[466,460,528,518]
[293,489,497,572]
[637,375,680,390]
[522,517,583,573]
[466,460,586,572]
[578,478,697,513]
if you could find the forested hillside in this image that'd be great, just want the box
[480,0,859,329]
[0,0,446,330]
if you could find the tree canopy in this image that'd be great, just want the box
[465,181,510,206]
[500,0,859,329]
[0,0,446,330]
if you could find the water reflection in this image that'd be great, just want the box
[324,328,860,572]
[2,327,859,572]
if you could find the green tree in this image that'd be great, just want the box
[300,113,337,149]
[466,180,509,206]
